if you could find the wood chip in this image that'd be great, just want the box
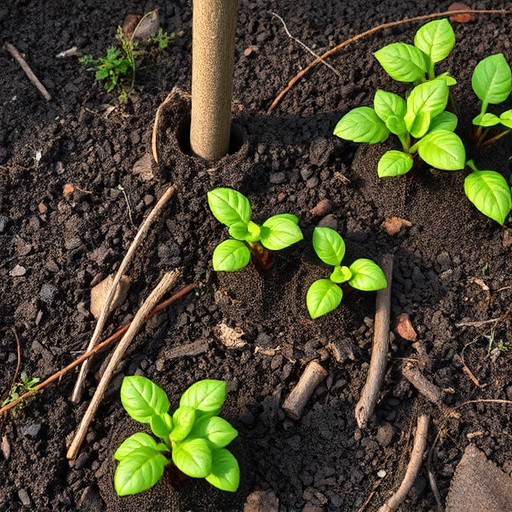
[90,274,131,320]
[1,436,10,460]
[448,3,476,23]
[381,217,412,236]
[214,323,246,349]
[310,198,333,217]
[395,313,417,341]
[327,338,356,363]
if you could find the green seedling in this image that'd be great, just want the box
[464,160,512,225]
[471,54,512,147]
[1,372,40,408]
[207,188,303,271]
[114,376,239,496]
[152,28,175,49]
[334,77,466,175]
[306,227,387,319]
[374,19,456,84]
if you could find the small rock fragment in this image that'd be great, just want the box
[133,10,160,39]
[381,216,412,236]
[18,489,31,507]
[214,323,247,349]
[317,214,337,230]
[1,435,10,460]
[310,198,333,217]
[448,2,475,23]
[244,490,279,512]
[21,422,41,438]
[63,183,75,198]
[10,265,26,277]
[132,154,154,181]
[376,423,395,447]
[244,46,258,57]
[39,283,57,304]
[90,274,131,320]
[503,229,512,248]
[395,313,417,341]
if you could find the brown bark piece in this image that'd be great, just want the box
[449,3,476,22]
[395,313,417,341]
[310,198,333,217]
[446,445,512,512]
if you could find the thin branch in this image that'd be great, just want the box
[0,283,197,417]
[268,11,341,77]
[355,254,394,429]
[67,270,181,459]
[401,361,445,407]
[378,414,430,512]
[4,43,52,101]
[71,184,177,403]
[268,9,512,113]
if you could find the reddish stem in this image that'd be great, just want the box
[248,241,274,270]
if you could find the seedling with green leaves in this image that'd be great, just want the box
[207,188,303,271]
[114,376,239,496]
[334,77,466,176]
[471,53,512,147]
[1,372,40,408]
[306,227,387,319]
[374,19,456,85]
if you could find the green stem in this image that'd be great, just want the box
[480,128,511,148]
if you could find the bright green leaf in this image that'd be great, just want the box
[306,279,343,319]
[385,115,407,135]
[428,111,458,133]
[120,376,169,424]
[472,54,512,107]
[150,413,173,439]
[414,19,455,64]
[417,130,465,170]
[333,107,390,143]
[437,72,457,86]
[212,240,251,272]
[464,170,512,225]
[228,222,250,241]
[330,265,352,284]
[172,438,212,478]
[114,446,169,496]
[205,449,240,492]
[348,259,387,291]
[499,109,512,128]
[170,406,196,442]
[312,227,346,266]
[472,113,500,127]
[268,213,299,224]
[374,90,406,126]
[378,151,414,178]
[409,110,431,139]
[374,43,428,83]
[245,221,262,242]
[193,416,238,449]
[260,216,303,250]
[114,433,159,462]
[180,379,226,418]
[207,188,251,227]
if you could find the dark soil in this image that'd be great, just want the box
[1,1,512,511]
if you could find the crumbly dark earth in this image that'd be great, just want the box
[1,0,512,511]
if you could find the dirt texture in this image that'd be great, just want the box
[1,0,512,511]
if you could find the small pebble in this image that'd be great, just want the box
[9,265,26,277]
[39,284,57,304]
[18,489,31,507]
[269,172,286,185]
[306,176,319,188]
[318,214,337,230]
[377,469,387,478]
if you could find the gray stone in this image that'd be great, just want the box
[21,422,41,438]
[9,265,26,277]
[17,489,31,506]
[0,215,9,233]
[39,283,57,304]
[376,423,394,447]
[269,172,286,185]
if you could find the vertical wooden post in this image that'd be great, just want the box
[190,0,238,161]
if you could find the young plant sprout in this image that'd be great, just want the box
[464,160,512,225]
[114,377,240,496]
[374,19,456,84]
[207,188,303,271]
[471,53,512,147]
[306,227,387,319]
[334,77,466,176]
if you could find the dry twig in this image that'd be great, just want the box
[0,283,196,417]
[4,43,52,101]
[67,270,180,459]
[355,254,394,429]
[401,361,445,407]
[268,9,512,113]
[378,414,430,512]
[71,184,177,403]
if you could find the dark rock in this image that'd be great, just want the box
[376,423,394,447]
[269,172,286,184]
[21,422,41,438]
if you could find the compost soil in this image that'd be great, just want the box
[1,0,512,511]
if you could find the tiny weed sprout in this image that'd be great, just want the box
[334,77,466,175]
[207,188,303,271]
[1,372,40,408]
[464,160,512,225]
[471,53,512,147]
[306,227,387,319]
[374,19,456,84]
[114,376,240,496]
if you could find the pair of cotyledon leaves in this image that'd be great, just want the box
[208,188,303,271]
[306,227,387,319]
[114,377,239,496]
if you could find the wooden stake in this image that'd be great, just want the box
[190,0,238,160]
[70,185,177,403]
[355,254,394,429]
[5,43,52,101]
[282,360,328,420]
[67,270,180,459]
[378,414,430,512]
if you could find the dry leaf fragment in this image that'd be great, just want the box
[381,217,412,236]
[395,313,417,341]
[1,436,10,460]
[214,323,247,349]
[90,274,131,319]
[448,2,476,23]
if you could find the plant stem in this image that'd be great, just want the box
[248,241,274,270]
[480,128,511,148]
